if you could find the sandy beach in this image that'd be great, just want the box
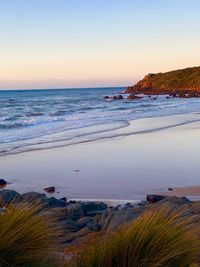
[0,113,200,202]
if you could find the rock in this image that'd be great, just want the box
[48,197,67,207]
[63,218,85,233]
[22,191,47,203]
[127,94,143,100]
[146,194,167,204]
[0,190,22,204]
[0,179,7,186]
[168,188,173,191]
[22,191,67,208]
[117,95,123,100]
[104,95,124,100]
[96,207,143,231]
[43,186,55,193]
[66,203,86,221]
[68,200,76,204]
[60,197,67,202]
[170,93,177,98]
[82,202,107,216]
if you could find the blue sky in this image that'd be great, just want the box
[0,0,200,89]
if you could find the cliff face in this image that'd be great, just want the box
[126,67,200,96]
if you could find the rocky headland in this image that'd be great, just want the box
[125,66,200,98]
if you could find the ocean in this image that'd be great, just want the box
[1,87,200,157]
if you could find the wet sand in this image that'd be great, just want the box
[0,114,200,201]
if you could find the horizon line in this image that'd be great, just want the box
[0,85,127,92]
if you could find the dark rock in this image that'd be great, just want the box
[124,202,133,208]
[22,191,47,204]
[96,207,143,231]
[104,95,123,100]
[146,194,167,204]
[83,202,107,216]
[48,197,66,207]
[68,200,76,204]
[77,217,92,228]
[0,179,7,186]
[22,191,67,208]
[0,190,22,204]
[117,95,123,100]
[63,218,84,233]
[43,186,55,193]
[168,188,173,191]
[66,203,86,221]
[60,197,67,202]
[170,93,177,98]
[87,221,100,231]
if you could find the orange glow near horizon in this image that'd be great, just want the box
[1,0,200,89]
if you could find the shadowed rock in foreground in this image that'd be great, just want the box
[0,190,199,247]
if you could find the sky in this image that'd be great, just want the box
[0,0,200,90]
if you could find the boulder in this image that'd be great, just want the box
[63,218,85,233]
[43,186,55,193]
[146,194,167,204]
[116,95,123,100]
[0,190,22,204]
[82,202,107,216]
[22,192,47,205]
[168,188,173,191]
[96,207,143,231]
[22,191,67,208]
[0,179,7,186]
[66,203,86,221]
[104,95,124,100]
[48,197,67,207]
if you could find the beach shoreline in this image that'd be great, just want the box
[0,113,200,201]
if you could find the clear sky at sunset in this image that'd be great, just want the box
[0,0,200,89]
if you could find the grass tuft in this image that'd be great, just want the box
[0,202,59,266]
[68,205,200,267]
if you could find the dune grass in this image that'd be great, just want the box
[67,205,200,267]
[0,202,59,266]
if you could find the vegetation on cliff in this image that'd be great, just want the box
[126,66,200,96]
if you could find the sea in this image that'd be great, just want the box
[1,87,200,157]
